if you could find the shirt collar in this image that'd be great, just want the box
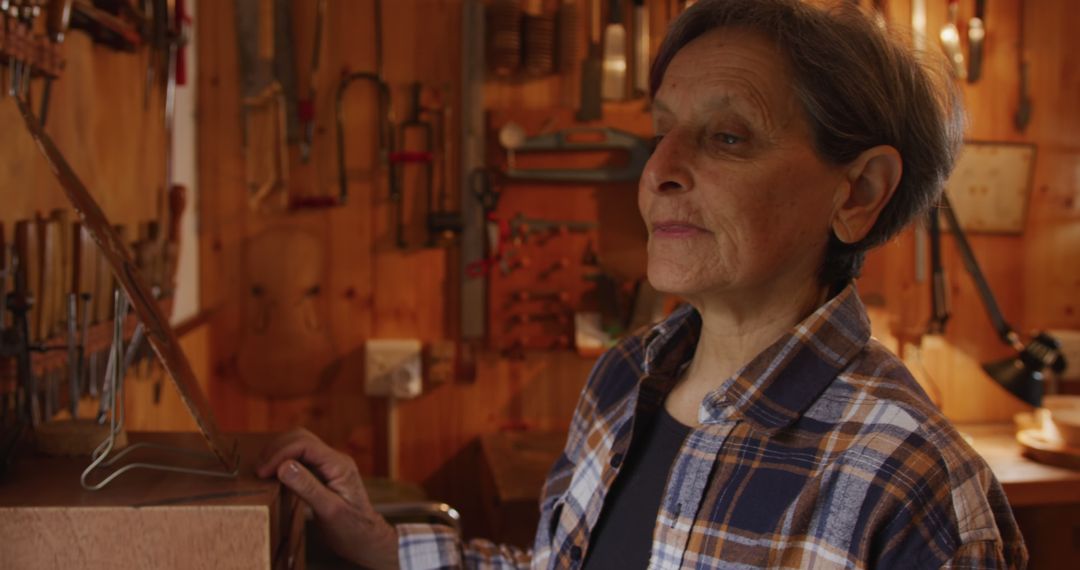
[640,283,871,432]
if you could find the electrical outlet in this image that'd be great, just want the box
[365,339,423,398]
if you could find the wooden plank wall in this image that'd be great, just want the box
[174,0,1079,540]
[0,35,163,253]
[859,0,1080,422]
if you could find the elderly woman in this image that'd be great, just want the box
[258,0,1027,568]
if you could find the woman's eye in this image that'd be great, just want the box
[713,132,743,145]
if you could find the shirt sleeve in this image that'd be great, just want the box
[940,539,1024,570]
[394,343,626,570]
[396,523,532,570]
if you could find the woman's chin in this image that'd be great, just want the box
[647,262,716,298]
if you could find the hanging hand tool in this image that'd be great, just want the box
[423,88,463,246]
[522,0,554,76]
[538,257,570,280]
[1014,0,1031,132]
[235,0,296,138]
[391,82,434,248]
[460,0,488,340]
[577,0,602,120]
[967,0,985,82]
[10,0,39,101]
[489,0,522,76]
[510,290,571,304]
[296,0,324,162]
[911,0,928,284]
[69,0,141,51]
[48,209,72,339]
[65,292,78,417]
[238,0,289,210]
[505,127,650,182]
[15,220,43,344]
[600,0,626,101]
[96,288,124,424]
[79,292,92,396]
[464,168,510,278]
[331,0,389,208]
[926,206,949,335]
[335,71,391,206]
[631,0,647,96]
[12,222,40,425]
[38,0,73,126]
[557,0,578,107]
[510,213,597,241]
[0,226,8,331]
[939,0,965,79]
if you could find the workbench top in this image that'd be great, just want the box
[958,423,1080,508]
[0,431,277,508]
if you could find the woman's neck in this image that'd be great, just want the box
[682,277,831,389]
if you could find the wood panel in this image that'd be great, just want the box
[0,35,163,233]
[858,0,1079,422]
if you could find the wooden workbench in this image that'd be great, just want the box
[0,432,304,570]
[958,423,1080,507]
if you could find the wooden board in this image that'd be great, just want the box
[0,432,303,570]
[944,142,1036,234]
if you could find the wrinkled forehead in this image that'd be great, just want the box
[653,28,803,129]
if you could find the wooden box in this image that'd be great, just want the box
[0,432,304,570]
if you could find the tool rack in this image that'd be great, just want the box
[0,8,65,80]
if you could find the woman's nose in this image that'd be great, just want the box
[642,131,693,195]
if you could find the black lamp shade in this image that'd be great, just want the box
[982,355,1045,408]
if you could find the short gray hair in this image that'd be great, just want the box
[650,0,964,286]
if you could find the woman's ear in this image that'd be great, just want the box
[832,145,903,244]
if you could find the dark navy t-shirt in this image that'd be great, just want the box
[583,406,692,569]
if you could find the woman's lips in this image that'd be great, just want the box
[652,221,710,238]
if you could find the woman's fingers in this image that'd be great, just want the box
[277,459,347,521]
[256,430,338,478]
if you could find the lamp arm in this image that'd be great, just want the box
[938,192,1021,347]
[927,204,951,334]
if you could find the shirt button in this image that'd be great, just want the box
[570,545,583,561]
[609,453,624,468]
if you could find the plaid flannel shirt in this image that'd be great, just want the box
[398,284,1028,569]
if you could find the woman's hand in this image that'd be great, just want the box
[257,428,399,569]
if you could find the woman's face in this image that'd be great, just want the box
[640,28,846,302]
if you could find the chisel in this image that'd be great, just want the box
[601,0,626,101]
[76,224,98,396]
[97,289,124,424]
[0,223,8,331]
[14,220,43,343]
[66,292,78,417]
[577,0,602,120]
[39,0,73,126]
[967,0,985,82]
[49,209,71,338]
[632,0,647,96]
